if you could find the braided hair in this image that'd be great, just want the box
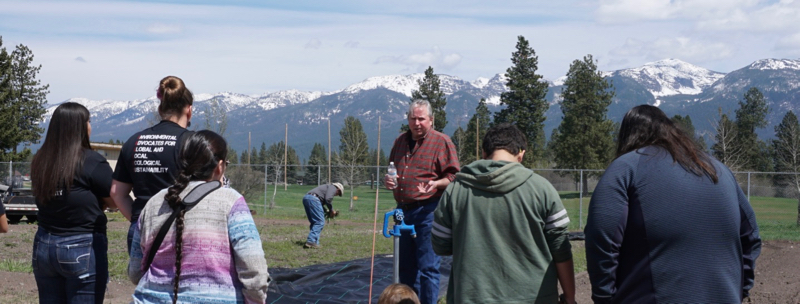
[163,130,228,304]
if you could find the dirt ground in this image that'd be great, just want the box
[2,219,799,303]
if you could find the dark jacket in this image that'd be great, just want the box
[585,146,761,303]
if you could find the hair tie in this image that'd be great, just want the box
[157,88,164,100]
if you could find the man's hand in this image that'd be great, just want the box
[325,209,339,220]
[416,180,438,194]
[384,174,397,190]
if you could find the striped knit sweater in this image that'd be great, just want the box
[128,181,270,304]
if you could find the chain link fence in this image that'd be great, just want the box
[4,161,798,228]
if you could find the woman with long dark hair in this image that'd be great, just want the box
[31,102,115,303]
[585,105,762,303]
[128,130,270,304]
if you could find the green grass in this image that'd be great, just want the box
[245,185,400,221]
[0,259,32,273]
[3,186,799,281]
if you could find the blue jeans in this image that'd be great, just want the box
[302,194,325,245]
[398,198,441,304]
[32,227,108,304]
[127,220,136,255]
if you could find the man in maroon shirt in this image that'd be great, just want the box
[384,99,460,304]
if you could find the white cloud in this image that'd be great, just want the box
[375,46,462,71]
[304,39,322,49]
[775,32,800,56]
[610,37,733,62]
[0,0,793,103]
[596,0,761,24]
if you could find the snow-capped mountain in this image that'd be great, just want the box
[612,58,725,97]
[40,58,800,160]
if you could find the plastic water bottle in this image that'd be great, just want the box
[387,162,398,189]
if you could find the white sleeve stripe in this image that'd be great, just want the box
[431,228,452,239]
[545,217,570,229]
[432,222,452,234]
[546,209,567,223]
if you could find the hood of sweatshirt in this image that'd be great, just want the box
[455,159,533,193]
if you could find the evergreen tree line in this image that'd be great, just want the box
[0,37,49,162]
[224,35,792,188]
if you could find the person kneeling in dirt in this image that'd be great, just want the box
[302,182,343,249]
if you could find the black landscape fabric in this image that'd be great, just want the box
[266,255,452,304]
[266,233,583,303]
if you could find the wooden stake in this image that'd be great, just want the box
[248,132,251,165]
[284,123,288,191]
[368,116,381,304]
[328,119,331,184]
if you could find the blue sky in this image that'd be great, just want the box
[1,0,799,103]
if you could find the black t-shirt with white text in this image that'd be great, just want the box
[37,149,113,235]
[113,120,190,221]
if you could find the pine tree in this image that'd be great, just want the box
[494,35,549,167]
[305,143,328,185]
[550,55,615,193]
[227,147,238,164]
[734,87,770,170]
[771,111,800,225]
[671,114,707,151]
[338,116,370,210]
[258,142,268,165]
[451,126,469,165]
[410,66,447,132]
[0,38,14,158]
[0,42,49,161]
[462,98,491,164]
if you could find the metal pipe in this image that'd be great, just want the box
[393,235,400,283]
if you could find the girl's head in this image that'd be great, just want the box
[156,76,193,123]
[31,102,92,203]
[163,130,228,304]
[378,283,420,304]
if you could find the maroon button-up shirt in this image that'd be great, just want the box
[389,129,460,204]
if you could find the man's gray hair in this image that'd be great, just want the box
[407,99,434,119]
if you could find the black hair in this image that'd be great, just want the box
[616,105,718,183]
[482,123,528,157]
[157,76,193,120]
[31,102,91,204]
[164,130,227,304]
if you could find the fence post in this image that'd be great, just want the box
[318,165,321,186]
[747,172,751,201]
[579,169,584,230]
[9,161,12,184]
[264,164,268,214]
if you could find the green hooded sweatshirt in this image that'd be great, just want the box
[432,160,572,304]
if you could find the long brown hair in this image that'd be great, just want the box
[157,76,193,121]
[616,105,718,183]
[31,102,91,204]
[164,130,227,304]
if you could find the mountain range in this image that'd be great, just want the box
[44,58,800,161]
